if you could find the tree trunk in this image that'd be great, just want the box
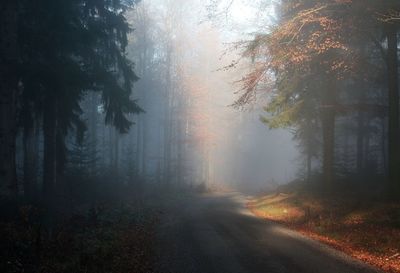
[177,115,183,186]
[56,130,67,185]
[89,93,98,176]
[23,109,38,200]
[164,107,172,186]
[43,97,57,201]
[321,78,336,192]
[307,150,312,183]
[163,48,172,186]
[141,41,148,181]
[109,126,114,167]
[141,114,147,180]
[114,130,119,176]
[386,24,400,195]
[136,116,142,175]
[157,122,162,184]
[0,0,18,195]
[356,109,365,174]
[381,116,388,176]
[322,116,335,190]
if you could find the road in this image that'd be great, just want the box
[156,192,380,273]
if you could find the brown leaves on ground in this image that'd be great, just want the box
[248,193,400,273]
[0,203,158,273]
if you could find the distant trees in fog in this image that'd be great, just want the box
[237,0,400,196]
[0,0,231,205]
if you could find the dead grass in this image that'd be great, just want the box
[247,192,400,273]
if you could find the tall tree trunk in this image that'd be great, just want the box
[23,109,38,200]
[163,48,172,186]
[386,24,400,195]
[177,114,183,186]
[204,148,210,187]
[364,126,371,171]
[43,97,57,201]
[163,114,171,186]
[89,93,98,176]
[305,123,313,183]
[0,0,18,194]
[141,30,148,181]
[381,116,388,176]
[114,131,119,177]
[157,122,162,184]
[56,130,67,187]
[109,126,114,168]
[141,115,147,179]
[321,77,336,192]
[356,109,365,174]
[306,149,312,183]
[136,116,142,175]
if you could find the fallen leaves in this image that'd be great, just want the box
[248,193,400,273]
[0,203,158,273]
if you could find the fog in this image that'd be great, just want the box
[121,0,298,192]
[2,1,400,272]
[5,0,396,203]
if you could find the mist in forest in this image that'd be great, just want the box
[2,1,400,272]
[124,0,298,192]
[55,0,298,194]
[3,0,398,204]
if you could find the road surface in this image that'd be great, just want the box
[156,192,380,273]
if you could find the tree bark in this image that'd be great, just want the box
[89,93,98,176]
[386,24,400,195]
[141,114,147,179]
[307,150,312,183]
[136,116,142,175]
[114,130,119,176]
[0,0,18,194]
[23,108,38,200]
[177,114,183,186]
[43,96,57,201]
[381,116,388,176]
[356,108,365,174]
[163,48,172,186]
[321,77,336,192]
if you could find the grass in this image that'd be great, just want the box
[247,191,400,273]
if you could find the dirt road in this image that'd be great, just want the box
[156,192,380,273]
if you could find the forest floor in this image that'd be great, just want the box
[0,193,159,273]
[247,191,400,273]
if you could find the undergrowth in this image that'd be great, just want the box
[0,201,157,273]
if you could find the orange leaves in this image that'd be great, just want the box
[275,9,349,63]
[237,0,364,106]
[249,192,400,273]
[234,62,270,107]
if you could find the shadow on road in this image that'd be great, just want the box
[155,192,381,273]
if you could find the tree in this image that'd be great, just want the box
[386,22,400,194]
[15,0,142,201]
[0,0,18,194]
[237,0,400,193]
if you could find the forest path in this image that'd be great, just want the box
[155,192,381,273]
